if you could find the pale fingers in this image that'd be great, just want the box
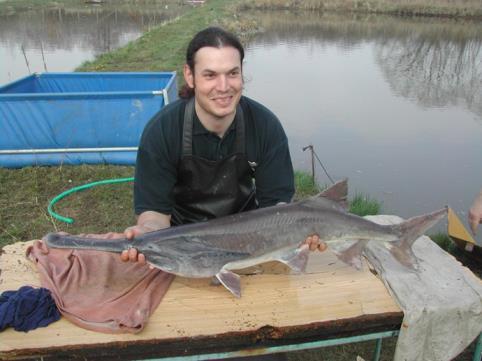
[120,250,130,262]
[124,228,136,240]
[128,247,138,262]
[120,247,146,264]
[468,191,482,235]
[318,242,328,252]
[304,234,328,253]
[468,210,481,235]
[304,234,326,252]
[309,235,319,251]
[120,229,146,264]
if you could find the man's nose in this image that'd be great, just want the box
[216,75,228,91]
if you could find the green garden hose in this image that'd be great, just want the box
[48,177,134,224]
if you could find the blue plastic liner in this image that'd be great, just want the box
[0,72,178,167]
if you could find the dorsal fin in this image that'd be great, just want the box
[319,178,348,201]
[317,178,349,210]
[298,178,349,212]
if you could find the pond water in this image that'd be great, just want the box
[243,13,482,239]
[0,0,188,85]
[1,4,481,240]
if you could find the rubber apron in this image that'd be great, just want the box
[171,98,257,226]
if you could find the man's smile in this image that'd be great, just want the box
[211,95,234,106]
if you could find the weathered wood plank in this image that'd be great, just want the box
[0,241,402,360]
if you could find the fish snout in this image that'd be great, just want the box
[43,232,63,245]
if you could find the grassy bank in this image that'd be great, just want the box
[0,0,188,16]
[0,0,79,14]
[294,171,380,216]
[0,165,135,248]
[239,0,482,19]
[76,0,257,75]
[0,167,380,248]
[2,0,480,19]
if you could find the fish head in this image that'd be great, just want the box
[144,251,183,274]
[139,237,251,278]
[139,238,224,277]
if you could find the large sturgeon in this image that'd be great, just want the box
[45,179,447,297]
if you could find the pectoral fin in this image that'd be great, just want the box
[216,269,241,298]
[210,276,221,286]
[389,243,418,270]
[278,244,310,273]
[331,240,367,270]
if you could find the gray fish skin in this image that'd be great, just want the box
[44,179,447,297]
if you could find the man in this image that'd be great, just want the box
[469,188,482,235]
[121,27,325,263]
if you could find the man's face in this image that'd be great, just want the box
[184,46,243,122]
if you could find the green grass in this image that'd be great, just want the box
[286,335,480,361]
[0,0,79,15]
[350,193,381,216]
[427,233,481,279]
[0,167,381,248]
[239,0,482,19]
[76,0,258,76]
[293,170,320,200]
[429,232,457,253]
[294,171,382,217]
[3,0,481,19]
[0,165,135,248]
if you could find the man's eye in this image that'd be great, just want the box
[230,71,240,77]
[204,73,215,79]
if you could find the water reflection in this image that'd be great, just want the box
[247,12,482,118]
[0,1,186,84]
[376,32,482,118]
[243,12,482,240]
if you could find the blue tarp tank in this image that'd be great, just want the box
[0,72,178,168]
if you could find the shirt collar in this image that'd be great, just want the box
[192,112,237,137]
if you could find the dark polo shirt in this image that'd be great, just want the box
[134,96,295,216]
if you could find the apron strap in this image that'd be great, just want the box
[182,98,195,156]
[234,103,245,154]
[182,98,246,156]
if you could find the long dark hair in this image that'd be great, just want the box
[179,27,244,99]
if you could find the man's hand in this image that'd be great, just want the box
[304,234,327,252]
[468,189,482,235]
[120,211,172,264]
[77,231,125,239]
[120,224,151,264]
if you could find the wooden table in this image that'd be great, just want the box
[0,241,402,360]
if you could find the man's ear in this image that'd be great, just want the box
[183,64,194,89]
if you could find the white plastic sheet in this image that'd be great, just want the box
[364,215,482,361]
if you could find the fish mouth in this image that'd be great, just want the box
[147,262,170,272]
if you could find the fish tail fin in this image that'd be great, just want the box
[332,240,368,270]
[44,232,130,252]
[388,207,448,268]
